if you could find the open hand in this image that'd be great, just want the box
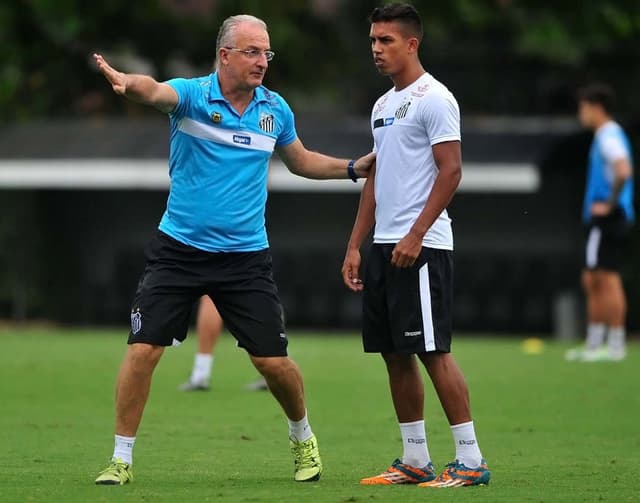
[93,53,127,95]
[341,248,364,292]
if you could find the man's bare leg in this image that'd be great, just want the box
[250,355,322,481]
[418,352,483,468]
[600,270,627,358]
[379,352,431,469]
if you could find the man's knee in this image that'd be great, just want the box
[126,343,164,368]
[382,352,415,374]
[251,355,293,378]
[582,270,593,291]
[418,351,453,372]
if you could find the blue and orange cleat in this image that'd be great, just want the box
[360,458,436,485]
[419,459,490,488]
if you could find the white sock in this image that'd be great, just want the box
[585,323,606,350]
[113,434,135,465]
[288,411,313,442]
[608,326,626,352]
[451,421,482,468]
[190,353,213,383]
[399,420,431,467]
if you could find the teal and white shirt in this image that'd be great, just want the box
[159,73,297,252]
[583,120,634,223]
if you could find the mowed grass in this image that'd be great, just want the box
[0,329,638,502]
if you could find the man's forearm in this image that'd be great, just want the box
[409,166,461,239]
[122,74,163,105]
[607,176,629,208]
[348,175,376,250]
[291,151,351,180]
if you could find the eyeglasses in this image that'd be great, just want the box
[224,47,275,62]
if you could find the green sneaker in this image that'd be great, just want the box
[290,434,323,482]
[95,458,133,485]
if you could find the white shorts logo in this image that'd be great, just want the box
[131,310,142,335]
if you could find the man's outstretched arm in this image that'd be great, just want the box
[277,138,375,180]
[93,53,178,114]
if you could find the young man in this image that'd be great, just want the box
[342,4,490,488]
[566,84,634,362]
[93,14,374,485]
[179,296,267,391]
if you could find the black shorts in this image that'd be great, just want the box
[128,231,287,357]
[585,208,632,272]
[362,244,453,354]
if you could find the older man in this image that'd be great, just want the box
[93,14,374,485]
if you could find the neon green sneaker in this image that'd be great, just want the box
[95,458,133,485]
[290,434,323,482]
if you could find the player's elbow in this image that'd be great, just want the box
[444,163,462,189]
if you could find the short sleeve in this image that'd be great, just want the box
[600,134,629,164]
[164,78,193,118]
[276,97,298,146]
[421,93,461,146]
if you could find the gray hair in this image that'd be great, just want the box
[215,15,268,70]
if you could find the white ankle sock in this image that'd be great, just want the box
[288,412,313,442]
[113,434,135,465]
[191,353,213,383]
[399,420,431,467]
[451,421,482,468]
[586,323,606,350]
[608,326,626,352]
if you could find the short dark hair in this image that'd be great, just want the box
[369,3,423,40]
[577,83,616,115]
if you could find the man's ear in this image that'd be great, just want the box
[407,37,419,54]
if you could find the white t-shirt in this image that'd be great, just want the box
[371,72,460,250]
[597,121,629,169]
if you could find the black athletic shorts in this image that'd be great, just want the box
[128,231,288,357]
[362,244,453,354]
[585,207,632,272]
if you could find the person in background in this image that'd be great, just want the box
[566,83,634,362]
[179,296,267,391]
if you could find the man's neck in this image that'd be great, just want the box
[391,63,426,91]
[218,73,255,116]
[593,114,613,132]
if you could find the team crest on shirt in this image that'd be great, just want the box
[211,111,223,123]
[258,113,275,133]
[395,100,412,119]
[131,309,142,335]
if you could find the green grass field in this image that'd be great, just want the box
[1,328,638,502]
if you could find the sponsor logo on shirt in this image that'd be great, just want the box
[404,330,422,337]
[374,117,395,129]
[233,134,252,145]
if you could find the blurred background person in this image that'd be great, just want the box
[179,296,268,391]
[566,84,634,362]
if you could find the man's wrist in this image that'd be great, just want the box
[347,159,358,182]
[409,227,426,240]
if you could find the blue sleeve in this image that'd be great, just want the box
[164,78,193,118]
[276,97,298,146]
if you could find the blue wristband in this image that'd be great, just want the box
[347,159,358,182]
